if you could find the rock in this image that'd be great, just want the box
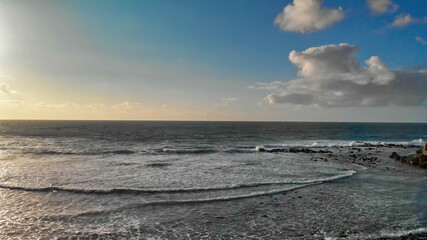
[397,153,427,168]
[389,152,399,159]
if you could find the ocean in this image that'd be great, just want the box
[0,121,426,239]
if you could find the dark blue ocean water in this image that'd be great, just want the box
[0,121,426,154]
[0,121,426,239]
[2,120,426,141]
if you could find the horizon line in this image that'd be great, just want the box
[0,119,426,124]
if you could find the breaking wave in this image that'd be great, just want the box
[255,138,425,152]
[342,227,427,240]
[7,139,424,157]
[0,170,356,195]
[160,148,217,154]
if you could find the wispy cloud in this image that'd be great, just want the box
[0,100,23,105]
[253,43,427,108]
[416,36,426,45]
[111,102,141,110]
[367,0,398,14]
[222,97,237,106]
[274,0,344,34]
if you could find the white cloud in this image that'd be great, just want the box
[161,104,168,109]
[253,43,427,108]
[416,36,426,45]
[274,0,344,34]
[391,14,415,27]
[367,0,398,14]
[390,14,427,28]
[289,43,361,78]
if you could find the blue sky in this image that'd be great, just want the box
[0,0,426,121]
[67,0,427,79]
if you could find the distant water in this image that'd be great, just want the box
[0,121,426,239]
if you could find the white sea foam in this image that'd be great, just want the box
[255,139,425,151]
[0,170,357,195]
[344,227,427,240]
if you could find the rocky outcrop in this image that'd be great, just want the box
[389,150,427,169]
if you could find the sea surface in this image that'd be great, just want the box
[0,121,426,239]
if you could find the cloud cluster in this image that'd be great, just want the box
[274,0,344,34]
[367,0,398,14]
[365,0,425,29]
[253,43,427,108]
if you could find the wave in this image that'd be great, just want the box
[47,182,321,219]
[104,150,136,155]
[341,227,427,240]
[38,170,357,218]
[160,148,217,154]
[0,170,356,195]
[8,138,423,157]
[135,183,317,206]
[27,149,137,155]
[158,146,257,154]
[145,162,172,168]
[55,183,321,218]
[255,138,425,152]
[223,148,256,154]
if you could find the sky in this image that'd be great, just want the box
[0,0,426,122]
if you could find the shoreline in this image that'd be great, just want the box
[0,142,425,239]
[265,144,426,240]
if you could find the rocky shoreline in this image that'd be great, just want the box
[259,143,427,170]
[257,143,426,240]
[389,151,427,169]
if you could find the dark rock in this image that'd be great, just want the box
[396,153,427,169]
[389,152,399,159]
